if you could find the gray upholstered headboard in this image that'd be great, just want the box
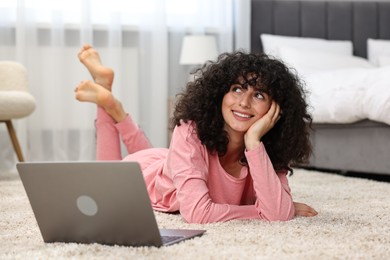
[251,0,390,58]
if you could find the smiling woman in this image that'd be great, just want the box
[74,46,317,224]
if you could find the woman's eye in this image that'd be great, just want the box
[231,85,242,93]
[254,92,264,100]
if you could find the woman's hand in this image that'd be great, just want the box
[294,202,318,217]
[244,101,281,150]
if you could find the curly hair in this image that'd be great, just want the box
[171,51,312,172]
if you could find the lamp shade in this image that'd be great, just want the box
[179,35,218,65]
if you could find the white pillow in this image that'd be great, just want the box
[260,34,353,58]
[367,38,390,66]
[278,47,374,77]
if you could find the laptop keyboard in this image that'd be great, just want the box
[161,235,185,244]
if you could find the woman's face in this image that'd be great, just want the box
[222,75,272,136]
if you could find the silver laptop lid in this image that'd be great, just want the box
[17,161,165,247]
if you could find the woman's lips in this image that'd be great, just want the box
[232,110,253,120]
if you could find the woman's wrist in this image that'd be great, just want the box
[244,135,261,151]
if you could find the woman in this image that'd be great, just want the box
[75,44,317,224]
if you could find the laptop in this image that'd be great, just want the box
[16,161,206,247]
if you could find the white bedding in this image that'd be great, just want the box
[266,41,390,125]
[303,67,390,125]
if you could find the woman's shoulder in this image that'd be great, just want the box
[172,120,202,145]
[171,120,210,159]
[173,120,197,135]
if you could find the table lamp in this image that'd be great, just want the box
[179,35,218,65]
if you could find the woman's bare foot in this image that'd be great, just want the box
[78,44,114,91]
[75,80,127,122]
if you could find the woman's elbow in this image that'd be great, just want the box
[181,210,214,224]
[261,207,295,222]
[180,205,217,224]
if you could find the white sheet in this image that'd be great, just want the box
[303,67,390,125]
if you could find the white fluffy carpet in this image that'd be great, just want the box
[1,168,389,259]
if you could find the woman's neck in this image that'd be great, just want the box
[218,132,246,178]
[226,131,245,158]
[225,141,245,162]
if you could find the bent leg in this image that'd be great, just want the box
[76,45,151,156]
[96,107,122,160]
[115,116,153,154]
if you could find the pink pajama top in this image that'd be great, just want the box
[96,107,295,224]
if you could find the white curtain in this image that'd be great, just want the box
[0,0,250,171]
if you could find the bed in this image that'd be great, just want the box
[251,0,390,176]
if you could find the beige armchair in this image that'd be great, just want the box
[0,61,36,162]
